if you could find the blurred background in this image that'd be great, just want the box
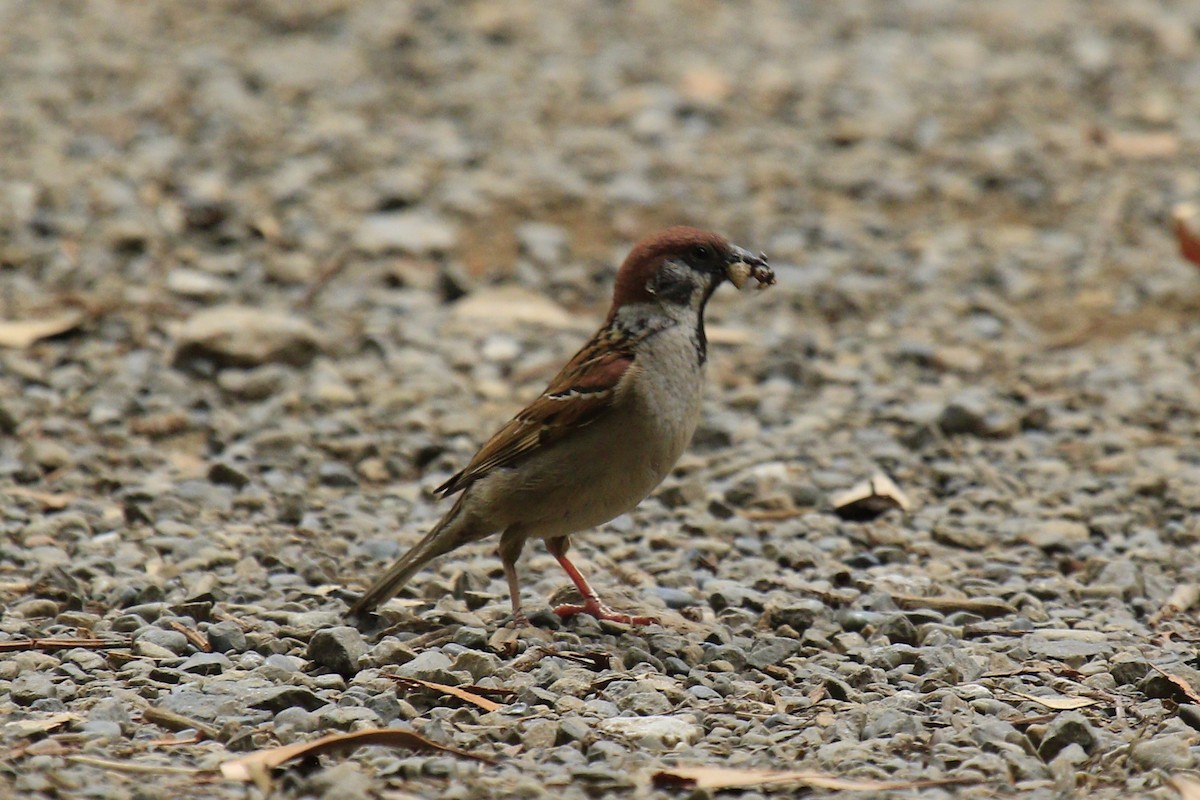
[3,2,1200,797]
[2,1,1197,313]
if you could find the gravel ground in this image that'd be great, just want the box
[3,1,1200,798]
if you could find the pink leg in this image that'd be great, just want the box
[499,529,530,627]
[547,537,657,625]
[503,560,530,627]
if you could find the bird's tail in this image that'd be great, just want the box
[348,496,474,617]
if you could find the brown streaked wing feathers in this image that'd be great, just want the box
[434,325,648,496]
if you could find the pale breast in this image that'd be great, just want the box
[477,322,706,540]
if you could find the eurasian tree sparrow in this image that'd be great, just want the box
[350,226,774,626]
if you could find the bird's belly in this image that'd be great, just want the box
[470,323,706,541]
[482,393,701,540]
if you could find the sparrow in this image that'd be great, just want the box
[349,226,774,626]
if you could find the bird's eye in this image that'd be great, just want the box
[690,245,711,261]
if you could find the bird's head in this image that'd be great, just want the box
[608,226,773,321]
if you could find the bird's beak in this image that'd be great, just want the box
[725,246,775,290]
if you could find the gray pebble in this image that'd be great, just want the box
[308,626,368,677]
[136,628,191,656]
[1037,712,1096,760]
[394,650,458,684]
[1129,735,1194,771]
[205,620,248,654]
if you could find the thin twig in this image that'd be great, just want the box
[141,706,221,741]
[0,637,131,653]
[299,246,350,309]
[66,755,209,776]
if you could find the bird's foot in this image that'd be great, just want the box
[553,600,657,626]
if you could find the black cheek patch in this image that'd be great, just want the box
[649,269,697,305]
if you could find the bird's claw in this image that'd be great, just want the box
[553,600,657,626]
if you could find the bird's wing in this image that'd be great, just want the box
[434,322,662,496]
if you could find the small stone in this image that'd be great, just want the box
[931,522,991,550]
[1037,711,1096,760]
[248,686,329,713]
[173,305,322,369]
[273,707,317,743]
[652,587,698,610]
[136,628,191,656]
[313,705,379,731]
[452,627,490,650]
[166,268,230,299]
[308,626,368,678]
[14,599,59,618]
[558,716,593,744]
[877,614,919,646]
[86,697,131,735]
[450,287,574,330]
[217,365,290,400]
[1017,520,1089,550]
[617,690,672,716]
[394,650,457,684]
[769,601,823,631]
[522,718,559,749]
[354,211,457,256]
[208,462,251,489]
[937,390,1015,438]
[704,579,765,612]
[1139,664,1200,701]
[862,708,920,739]
[516,222,568,266]
[11,673,56,705]
[452,651,499,682]
[179,652,231,675]
[1130,735,1193,771]
[865,644,919,671]
[205,620,248,654]
[80,720,123,741]
[746,637,802,669]
[1180,705,1200,732]
[134,640,179,659]
[318,462,358,487]
[1025,637,1112,663]
[597,716,702,750]
[368,640,417,668]
[24,440,73,471]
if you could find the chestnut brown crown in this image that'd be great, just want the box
[608,226,734,315]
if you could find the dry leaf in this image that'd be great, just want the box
[1149,664,1200,705]
[652,766,966,792]
[220,727,492,783]
[1101,130,1180,160]
[387,676,504,712]
[1173,203,1200,269]
[1008,691,1099,711]
[831,473,911,521]
[2,486,75,510]
[4,712,79,737]
[1168,774,1200,800]
[0,311,84,349]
